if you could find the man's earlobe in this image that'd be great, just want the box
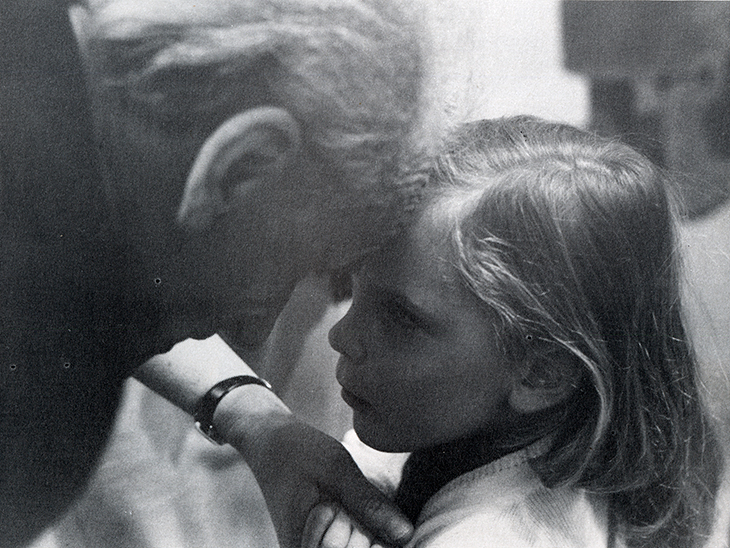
[177,107,301,231]
[68,5,92,62]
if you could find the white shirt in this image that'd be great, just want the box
[343,430,623,548]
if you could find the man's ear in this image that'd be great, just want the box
[177,106,301,231]
[68,5,92,62]
[508,352,579,414]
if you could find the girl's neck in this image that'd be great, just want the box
[394,429,521,523]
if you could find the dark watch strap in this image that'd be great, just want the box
[194,375,273,445]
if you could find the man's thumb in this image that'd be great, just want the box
[332,460,414,546]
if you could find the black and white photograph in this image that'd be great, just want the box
[2,1,729,547]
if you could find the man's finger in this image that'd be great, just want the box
[326,455,413,546]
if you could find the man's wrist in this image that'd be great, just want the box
[135,335,264,416]
[194,375,274,444]
[212,380,292,460]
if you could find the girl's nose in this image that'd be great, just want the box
[328,311,366,363]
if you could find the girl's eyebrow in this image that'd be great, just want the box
[378,286,441,329]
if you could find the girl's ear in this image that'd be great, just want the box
[508,351,578,414]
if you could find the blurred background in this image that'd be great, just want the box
[32,1,730,547]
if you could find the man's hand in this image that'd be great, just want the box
[250,419,412,548]
[214,388,413,548]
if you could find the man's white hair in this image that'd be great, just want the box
[76,0,432,267]
[80,0,425,175]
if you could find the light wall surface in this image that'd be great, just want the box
[423,0,589,127]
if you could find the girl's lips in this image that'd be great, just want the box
[340,387,373,414]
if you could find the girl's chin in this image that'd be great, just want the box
[352,417,414,454]
[340,388,373,414]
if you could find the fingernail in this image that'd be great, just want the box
[389,520,414,545]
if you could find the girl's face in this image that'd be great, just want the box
[329,204,517,452]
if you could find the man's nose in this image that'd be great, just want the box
[328,312,366,363]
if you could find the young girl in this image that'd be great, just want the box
[303,116,722,548]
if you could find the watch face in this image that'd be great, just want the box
[193,375,272,445]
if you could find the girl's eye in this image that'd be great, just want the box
[382,300,425,333]
[353,276,433,335]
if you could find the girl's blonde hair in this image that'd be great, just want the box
[435,116,720,547]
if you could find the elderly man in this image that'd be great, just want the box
[0,0,430,546]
